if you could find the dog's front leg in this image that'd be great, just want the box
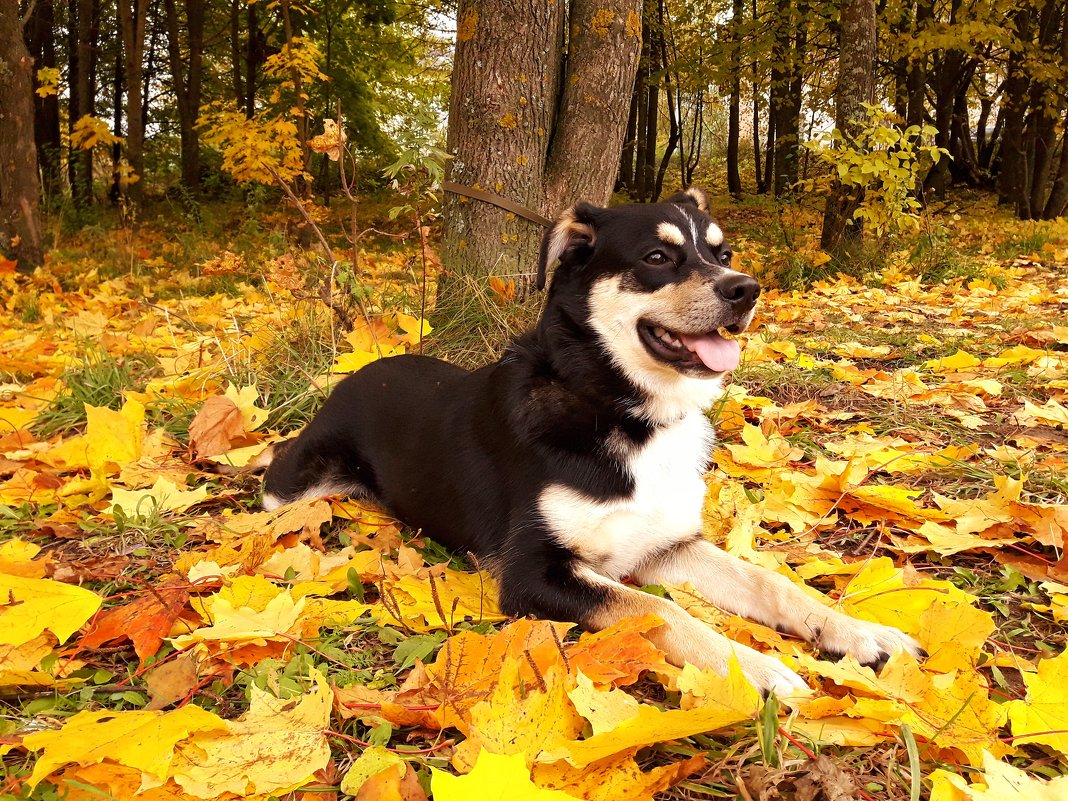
[501,560,808,698]
[632,537,925,670]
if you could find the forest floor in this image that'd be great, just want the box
[0,190,1067,800]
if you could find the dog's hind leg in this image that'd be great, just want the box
[632,538,926,670]
[501,559,808,698]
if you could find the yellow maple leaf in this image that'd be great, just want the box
[42,399,145,474]
[533,752,706,801]
[1006,649,1068,757]
[107,477,210,518]
[542,659,761,767]
[0,539,47,578]
[22,705,226,787]
[0,575,101,647]
[393,312,433,346]
[170,669,332,797]
[372,569,508,632]
[930,751,1068,800]
[433,750,581,801]
[452,662,583,771]
[1014,398,1068,428]
[223,383,268,431]
[339,746,407,796]
[172,591,305,651]
[0,634,78,689]
[924,349,981,372]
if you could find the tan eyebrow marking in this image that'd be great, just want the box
[657,222,685,246]
[705,223,724,247]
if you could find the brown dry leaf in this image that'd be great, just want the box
[145,652,200,710]
[188,394,245,458]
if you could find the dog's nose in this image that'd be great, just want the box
[714,273,761,307]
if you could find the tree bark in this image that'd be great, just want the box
[0,5,44,271]
[820,0,876,252]
[70,0,99,205]
[26,0,62,200]
[442,0,641,299]
[726,0,744,196]
[772,0,804,195]
[1043,110,1068,218]
[997,8,1032,214]
[118,0,149,206]
[164,0,205,190]
[618,88,638,193]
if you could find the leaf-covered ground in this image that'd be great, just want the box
[1,195,1067,800]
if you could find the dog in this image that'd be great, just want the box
[261,188,924,696]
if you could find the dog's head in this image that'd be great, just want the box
[537,188,759,420]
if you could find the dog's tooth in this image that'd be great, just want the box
[653,326,666,338]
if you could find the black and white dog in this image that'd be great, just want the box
[262,188,924,696]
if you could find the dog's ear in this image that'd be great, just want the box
[537,203,598,290]
[666,186,709,213]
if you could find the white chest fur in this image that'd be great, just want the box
[538,411,713,579]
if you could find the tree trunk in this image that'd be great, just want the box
[772,0,804,196]
[27,0,62,200]
[442,0,641,300]
[70,0,99,205]
[245,1,259,117]
[108,41,124,204]
[0,5,44,271]
[1043,111,1068,218]
[229,0,244,107]
[618,89,638,193]
[725,0,743,196]
[640,21,659,202]
[118,0,149,206]
[997,8,1032,213]
[164,0,205,190]
[820,0,876,252]
[653,0,679,201]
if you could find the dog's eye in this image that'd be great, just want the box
[720,252,732,265]
[644,251,671,266]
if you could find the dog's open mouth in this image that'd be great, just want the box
[639,321,742,373]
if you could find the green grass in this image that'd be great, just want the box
[224,304,340,434]
[32,349,159,438]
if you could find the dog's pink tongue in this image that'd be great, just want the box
[679,333,741,372]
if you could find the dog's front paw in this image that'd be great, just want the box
[738,650,810,700]
[817,616,926,671]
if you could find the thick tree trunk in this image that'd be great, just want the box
[0,5,44,271]
[118,0,149,206]
[820,0,876,252]
[165,0,205,190]
[442,0,641,299]
[27,0,62,200]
